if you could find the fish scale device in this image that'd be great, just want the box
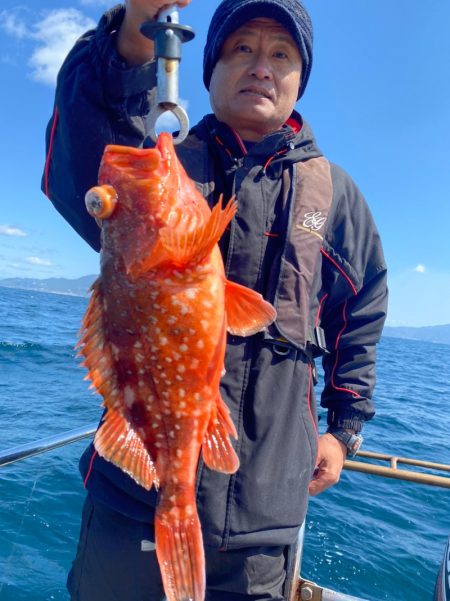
[141,5,195,145]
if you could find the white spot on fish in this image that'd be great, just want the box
[171,475,178,484]
[172,352,181,360]
[167,316,177,325]
[124,386,135,407]
[135,353,145,362]
[175,375,183,382]
[159,337,168,346]
[179,344,188,352]
[175,424,181,430]
[153,303,161,310]
[194,393,201,401]
[180,304,189,315]
[179,390,185,398]
[185,289,196,299]
[202,300,213,308]
[191,359,199,369]
[169,431,175,439]
[165,357,173,363]
[134,341,143,349]
[200,320,208,330]
[164,279,172,285]
[196,340,204,349]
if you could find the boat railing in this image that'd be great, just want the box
[1,425,449,601]
[1,424,449,488]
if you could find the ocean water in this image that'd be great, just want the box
[0,286,448,601]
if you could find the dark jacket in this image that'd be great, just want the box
[42,6,387,549]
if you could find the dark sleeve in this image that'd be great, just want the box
[319,164,388,431]
[41,6,157,251]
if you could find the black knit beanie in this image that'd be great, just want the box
[203,0,313,100]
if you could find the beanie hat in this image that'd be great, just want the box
[203,0,313,100]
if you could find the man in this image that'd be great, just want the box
[42,1,388,599]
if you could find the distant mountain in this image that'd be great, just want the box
[0,275,97,297]
[383,324,450,345]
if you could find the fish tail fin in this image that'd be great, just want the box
[155,507,205,601]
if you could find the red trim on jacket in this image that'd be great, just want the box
[330,300,362,399]
[320,248,358,295]
[44,106,59,198]
[315,293,328,327]
[83,449,98,488]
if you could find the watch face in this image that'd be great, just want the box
[348,434,363,456]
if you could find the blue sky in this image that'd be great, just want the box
[1,0,449,327]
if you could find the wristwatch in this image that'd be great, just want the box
[328,429,363,457]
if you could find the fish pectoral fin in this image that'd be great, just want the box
[155,507,205,601]
[94,408,159,491]
[202,395,240,474]
[159,195,237,266]
[128,239,170,274]
[225,279,277,336]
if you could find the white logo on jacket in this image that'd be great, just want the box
[302,211,327,231]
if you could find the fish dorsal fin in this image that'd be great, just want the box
[202,394,239,474]
[95,408,159,491]
[225,280,277,336]
[158,195,237,267]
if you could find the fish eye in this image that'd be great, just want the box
[85,185,118,220]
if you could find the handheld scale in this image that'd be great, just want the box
[141,5,195,144]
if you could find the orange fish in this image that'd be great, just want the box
[79,132,276,601]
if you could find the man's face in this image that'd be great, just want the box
[209,18,302,142]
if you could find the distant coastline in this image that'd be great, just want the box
[1,275,449,345]
[0,275,96,298]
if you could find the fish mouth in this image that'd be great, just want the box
[239,86,273,100]
[102,144,162,179]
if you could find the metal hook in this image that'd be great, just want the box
[141,5,195,145]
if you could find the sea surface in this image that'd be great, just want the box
[0,286,448,601]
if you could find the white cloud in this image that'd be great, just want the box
[414,264,426,273]
[0,225,28,237]
[26,256,53,266]
[0,8,96,86]
[0,12,27,38]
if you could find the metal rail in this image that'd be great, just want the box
[0,423,98,468]
[1,425,450,490]
[345,450,450,489]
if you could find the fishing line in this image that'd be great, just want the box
[0,464,44,595]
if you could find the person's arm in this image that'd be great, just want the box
[309,165,388,495]
[41,1,191,251]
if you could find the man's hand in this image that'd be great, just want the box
[308,433,347,496]
[118,0,192,66]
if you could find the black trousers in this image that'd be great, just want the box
[67,495,298,601]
